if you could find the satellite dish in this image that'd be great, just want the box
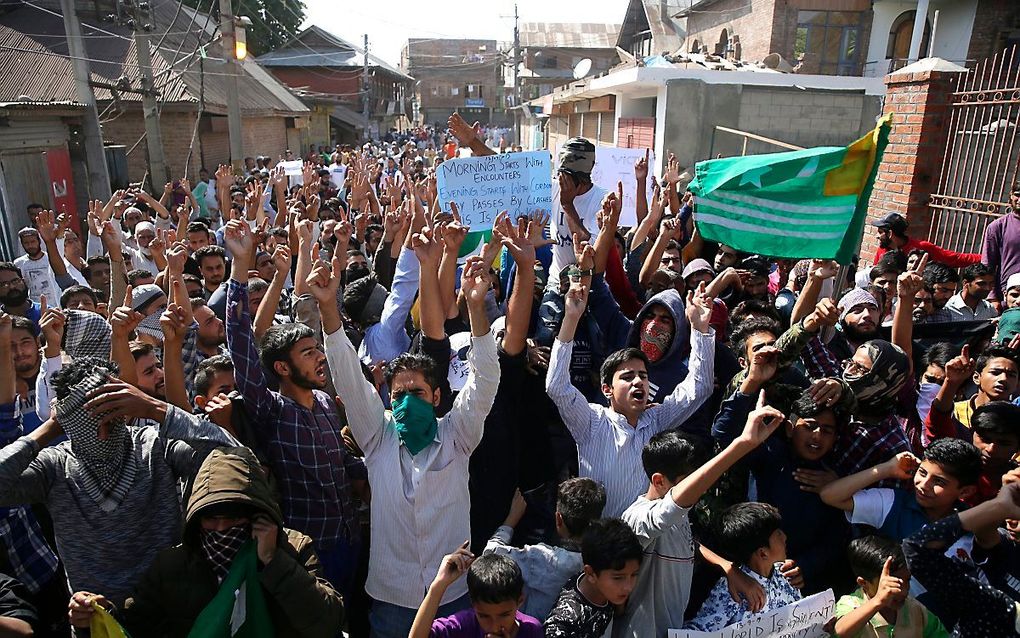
[572,58,593,79]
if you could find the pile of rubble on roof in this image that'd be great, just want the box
[619,46,806,74]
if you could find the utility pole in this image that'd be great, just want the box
[129,0,168,188]
[219,0,244,171]
[60,0,111,200]
[362,34,371,142]
[512,3,520,145]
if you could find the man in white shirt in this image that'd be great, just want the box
[321,245,500,638]
[548,137,610,285]
[13,228,58,305]
[946,263,999,321]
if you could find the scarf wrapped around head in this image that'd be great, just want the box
[844,340,910,420]
[558,137,596,178]
[62,310,112,359]
[52,357,133,509]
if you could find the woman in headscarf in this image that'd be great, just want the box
[831,339,915,477]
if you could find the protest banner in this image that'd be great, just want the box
[591,147,656,227]
[436,151,552,230]
[668,590,835,638]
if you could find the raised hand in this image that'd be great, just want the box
[305,250,343,304]
[244,181,264,220]
[563,280,590,320]
[809,259,838,281]
[39,297,66,357]
[898,252,928,299]
[664,153,681,185]
[804,298,839,332]
[447,112,479,147]
[874,557,907,607]
[160,303,189,345]
[634,148,649,182]
[737,390,785,448]
[746,345,780,384]
[499,214,536,267]
[882,451,921,481]
[807,377,842,406]
[36,210,57,243]
[460,255,489,307]
[222,219,253,258]
[411,225,443,268]
[944,344,976,386]
[685,282,714,334]
[272,244,292,278]
[110,285,143,337]
[433,543,474,588]
[572,235,595,271]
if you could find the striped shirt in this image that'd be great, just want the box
[546,330,715,517]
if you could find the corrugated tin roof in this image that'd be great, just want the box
[0,0,308,116]
[0,23,80,103]
[519,23,621,49]
[258,26,414,81]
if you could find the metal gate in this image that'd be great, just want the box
[928,45,1020,254]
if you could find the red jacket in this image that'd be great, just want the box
[874,237,981,267]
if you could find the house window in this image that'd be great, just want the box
[794,10,864,75]
[541,55,558,69]
[629,33,652,59]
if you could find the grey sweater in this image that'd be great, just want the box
[0,406,237,605]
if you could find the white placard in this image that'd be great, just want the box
[279,160,303,177]
[668,590,835,638]
[591,147,656,227]
[436,151,553,230]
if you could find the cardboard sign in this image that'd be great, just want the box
[436,151,552,230]
[591,147,656,227]
[668,590,835,638]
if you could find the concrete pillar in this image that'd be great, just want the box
[908,0,930,62]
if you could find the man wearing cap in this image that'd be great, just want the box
[982,184,1020,307]
[872,212,980,267]
[124,219,160,277]
[547,138,611,284]
[13,228,58,305]
[1005,273,1020,310]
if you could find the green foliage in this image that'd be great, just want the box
[181,0,306,57]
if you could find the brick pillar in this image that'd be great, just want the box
[863,64,965,262]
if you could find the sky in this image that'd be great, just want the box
[302,0,631,68]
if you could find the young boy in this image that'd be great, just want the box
[546,280,715,517]
[953,346,1019,426]
[484,478,607,621]
[685,502,802,631]
[410,548,543,638]
[617,393,789,637]
[820,438,982,622]
[713,388,850,593]
[834,535,948,637]
[820,439,982,543]
[544,519,643,638]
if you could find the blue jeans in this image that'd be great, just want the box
[369,593,471,638]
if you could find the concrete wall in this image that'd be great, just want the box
[660,78,882,174]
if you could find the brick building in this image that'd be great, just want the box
[400,39,507,127]
[258,26,415,142]
[518,23,621,102]
[678,0,1020,78]
[0,0,308,253]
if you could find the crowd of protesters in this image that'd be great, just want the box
[1,109,1020,638]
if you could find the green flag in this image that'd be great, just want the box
[689,115,891,265]
[188,541,273,638]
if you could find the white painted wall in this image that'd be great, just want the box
[865,0,978,77]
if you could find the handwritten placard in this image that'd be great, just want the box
[668,590,835,638]
[591,147,656,227]
[436,151,552,230]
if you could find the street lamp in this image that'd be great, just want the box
[234,16,252,60]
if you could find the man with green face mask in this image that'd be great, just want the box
[316,227,500,638]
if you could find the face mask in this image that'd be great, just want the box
[347,264,370,282]
[639,316,672,363]
[201,523,251,582]
[391,393,438,456]
[136,310,164,341]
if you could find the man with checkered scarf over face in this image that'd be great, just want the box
[0,356,239,606]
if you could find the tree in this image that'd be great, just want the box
[182,0,306,58]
